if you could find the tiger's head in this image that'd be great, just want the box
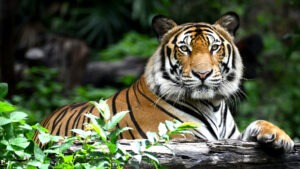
[144,12,243,101]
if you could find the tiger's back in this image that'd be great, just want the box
[34,76,194,143]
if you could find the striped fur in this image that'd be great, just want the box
[33,13,294,153]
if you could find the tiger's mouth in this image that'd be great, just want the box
[197,85,210,90]
[193,85,211,93]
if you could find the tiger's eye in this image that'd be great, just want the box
[179,45,189,52]
[211,44,219,51]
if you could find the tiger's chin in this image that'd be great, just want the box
[189,85,238,101]
[190,88,217,100]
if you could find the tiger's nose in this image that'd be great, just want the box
[192,69,213,80]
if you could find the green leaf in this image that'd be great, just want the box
[10,137,30,149]
[91,122,107,141]
[97,161,109,168]
[0,83,8,98]
[34,143,45,162]
[165,120,176,131]
[177,122,200,130]
[32,123,49,133]
[0,116,12,126]
[10,111,28,122]
[84,113,99,120]
[2,140,14,151]
[56,138,75,152]
[0,101,15,112]
[146,132,159,145]
[26,165,37,169]
[158,122,168,136]
[71,129,92,139]
[105,111,128,130]
[62,155,74,163]
[15,150,31,159]
[109,127,132,143]
[28,160,50,169]
[131,141,141,154]
[106,142,117,154]
[38,133,51,145]
[27,160,42,167]
[0,140,9,146]
[173,122,199,132]
[90,100,110,120]
[143,152,159,164]
[168,122,199,136]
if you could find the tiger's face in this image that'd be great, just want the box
[145,13,243,101]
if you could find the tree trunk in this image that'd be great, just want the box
[0,0,17,97]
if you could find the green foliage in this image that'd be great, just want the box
[2,85,198,168]
[74,86,117,102]
[99,31,157,61]
[43,0,133,48]
[66,101,196,168]
[12,67,68,123]
[13,67,117,123]
[0,83,35,168]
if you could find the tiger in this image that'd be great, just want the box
[33,12,294,153]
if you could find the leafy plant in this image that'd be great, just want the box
[99,31,158,61]
[12,66,117,124]
[66,100,197,168]
[12,67,69,123]
[0,83,34,168]
[1,80,199,168]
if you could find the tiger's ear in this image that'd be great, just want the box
[215,12,240,37]
[152,15,177,42]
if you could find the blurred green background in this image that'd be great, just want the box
[1,0,300,140]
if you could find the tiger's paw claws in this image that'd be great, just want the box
[241,120,294,153]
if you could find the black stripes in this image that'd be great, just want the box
[160,45,169,81]
[136,81,181,122]
[226,44,236,69]
[125,88,147,138]
[166,46,172,57]
[51,107,69,133]
[165,99,218,140]
[65,111,77,136]
[132,82,142,106]
[220,104,228,138]
[111,91,124,139]
[159,46,182,86]
[228,126,237,138]
[111,92,120,115]
[72,105,89,136]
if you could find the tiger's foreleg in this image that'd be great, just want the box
[239,120,294,153]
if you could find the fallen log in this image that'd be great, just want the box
[116,139,300,169]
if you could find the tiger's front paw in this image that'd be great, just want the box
[240,120,294,153]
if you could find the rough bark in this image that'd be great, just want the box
[67,139,300,168]
[118,140,300,169]
[70,139,300,169]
